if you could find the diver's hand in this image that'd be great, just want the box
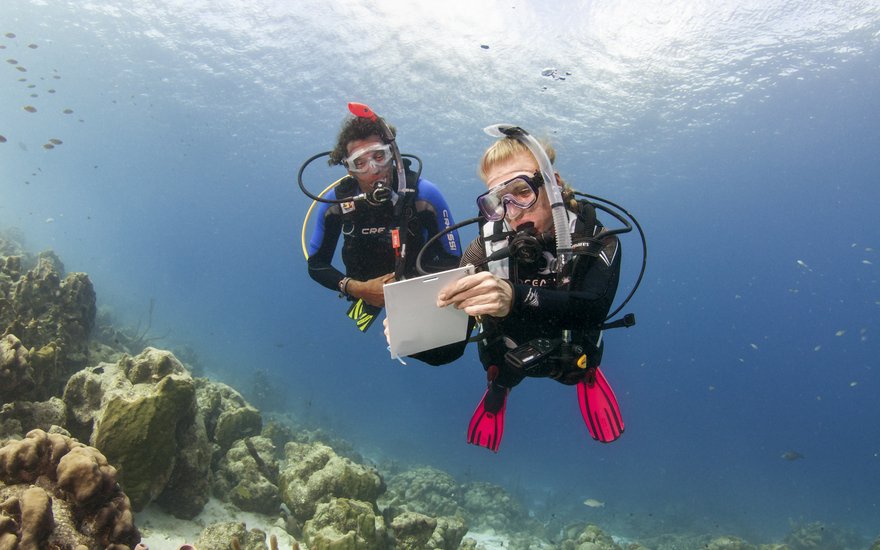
[348,273,395,307]
[383,318,391,346]
[437,271,513,318]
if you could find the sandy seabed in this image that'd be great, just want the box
[135,498,297,549]
[135,498,516,550]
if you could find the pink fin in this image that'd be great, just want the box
[577,367,624,443]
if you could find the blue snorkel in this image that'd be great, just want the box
[483,124,573,282]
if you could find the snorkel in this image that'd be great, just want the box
[483,124,573,280]
[348,102,412,278]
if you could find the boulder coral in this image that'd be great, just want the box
[279,441,385,523]
[213,436,281,515]
[195,521,274,550]
[380,466,463,518]
[62,348,211,518]
[195,378,263,452]
[390,511,467,550]
[303,497,388,550]
[0,428,140,548]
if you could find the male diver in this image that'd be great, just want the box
[302,104,462,331]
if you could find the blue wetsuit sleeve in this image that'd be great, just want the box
[412,179,462,274]
[306,190,346,292]
[417,179,461,257]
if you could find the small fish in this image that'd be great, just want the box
[48,138,62,145]
[750,343,758,350]
[6,58,17,64]
[583,499,605,508]
[5,33,16,39]
[0,135,6,143]
[23,105,36,113]
[62,108,73,114]
[849,381,858,387]
[796,260,811,271]
[42,143,54,150]
[835,330,845,337]
[781,450,804,461]
[863,260,873,265]
[45,217,54,223]
[28,43,38,49]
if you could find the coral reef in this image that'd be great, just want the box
[196,521,273,550]
[0,334,33,403]
[279,441,385,523]
[303,497,388,550]
[0,428,140,548]
[0,396,67,439]
[4,237,872,550]
[62,348,212,518]
[380,466,463,518]
[195,378,263,452]
[389,511,467,550]
[557,523,622,550]
[0,250,96,400]
[460,481,527,533]
[213,436,281,515]
[783,521,864,549]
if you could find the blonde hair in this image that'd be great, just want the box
[478,137,576,207]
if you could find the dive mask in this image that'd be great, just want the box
[476,172,544,222]
[344,143,393,174]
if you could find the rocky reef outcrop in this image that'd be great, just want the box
[279,441,385,524]
[0,250,96,401]
[62,347,213,518]
[195,378,263,454]
[213,436,280,515]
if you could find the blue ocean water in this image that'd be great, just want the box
[2,0,878,544]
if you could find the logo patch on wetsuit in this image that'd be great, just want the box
[341,201,355,213]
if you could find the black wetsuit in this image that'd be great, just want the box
[414,200,621,388]
[307,174,461,291]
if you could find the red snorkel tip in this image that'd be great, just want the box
[348,102,378,121]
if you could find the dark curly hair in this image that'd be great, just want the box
[328,116,397,166]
